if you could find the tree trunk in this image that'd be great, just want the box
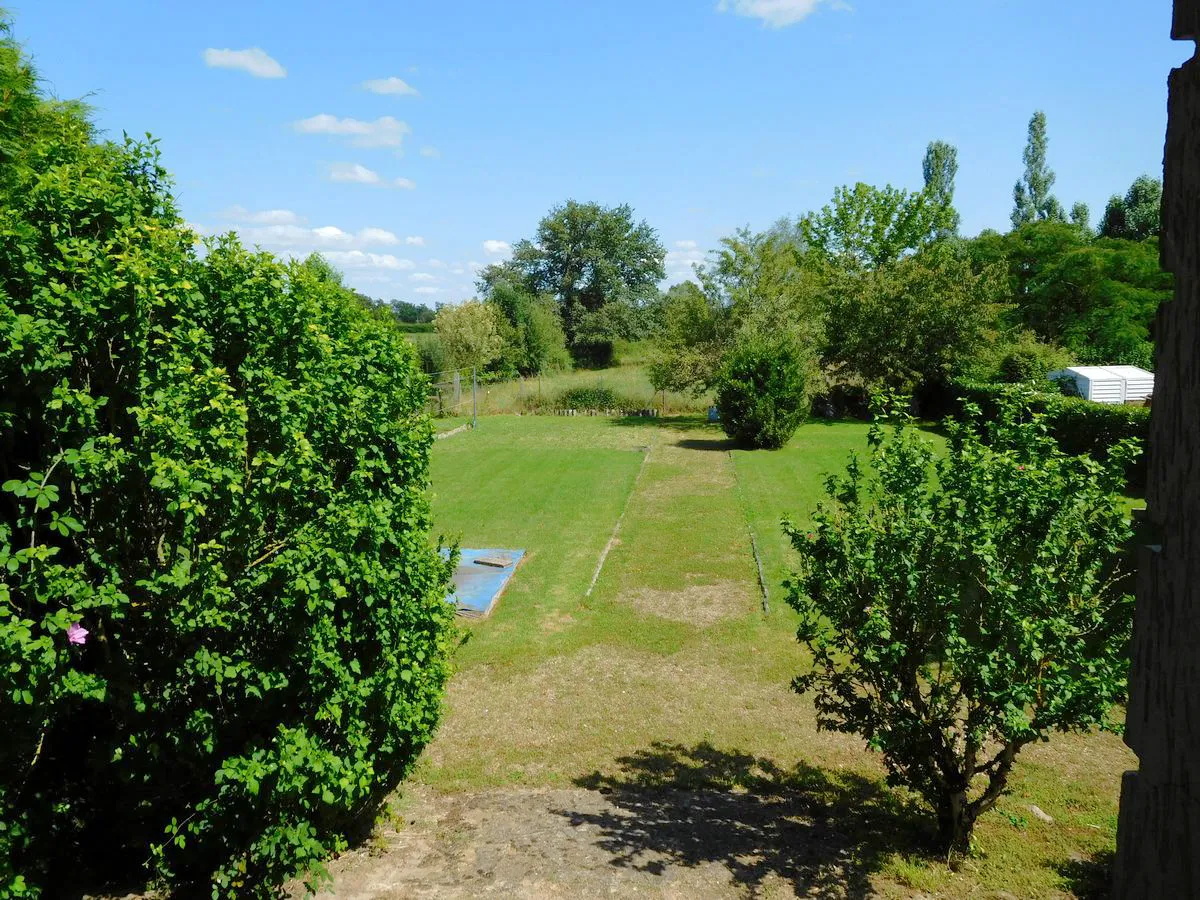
[937,790,976,855]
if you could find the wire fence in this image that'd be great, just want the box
[426,367,477,428]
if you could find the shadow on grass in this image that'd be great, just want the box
[676,437,738,451]
[558,741,931,898]
[1057,848,1114,899]
[609,414,714,432]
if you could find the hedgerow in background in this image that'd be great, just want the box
[951,380,1149,489]
[785,396,1137,853]
[0,25,454,898]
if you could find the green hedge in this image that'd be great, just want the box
[952,381,1149,488]
[1,36,454,898]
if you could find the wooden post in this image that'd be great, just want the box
[1112,5,1200,896]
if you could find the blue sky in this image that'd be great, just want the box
[14,1,1184,305]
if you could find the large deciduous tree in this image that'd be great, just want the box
[479,200,665,344]
[821,243,1003,393]
[967,221,1170,368]
[1100,175,1163,241]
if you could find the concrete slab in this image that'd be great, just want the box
[445,548,526,617]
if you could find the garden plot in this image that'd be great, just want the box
[307,415,1140,899]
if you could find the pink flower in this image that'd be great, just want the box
[1018,465,1025,471]
[67,623,89,646]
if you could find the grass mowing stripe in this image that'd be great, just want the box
[586,444,652,597]
[728,448,771,615]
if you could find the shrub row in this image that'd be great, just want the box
[951,380,1149,488]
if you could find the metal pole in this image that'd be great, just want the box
[471,367,477,429]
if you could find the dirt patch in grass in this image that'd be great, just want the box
[624,580,757,626]
[540,609,578,633]
[308,767,924,900]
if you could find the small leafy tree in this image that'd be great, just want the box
[784,396,1137,853]
[434,300,506,373]
[486,281,569,376]
[714,334,816,449]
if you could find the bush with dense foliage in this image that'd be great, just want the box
[785,398,1137,853]
[550,386,636,411]
[0,31,454,898]
[714,335,816,449]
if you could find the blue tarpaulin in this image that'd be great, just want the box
[443,548,526,617]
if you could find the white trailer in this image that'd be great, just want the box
[1048,366,1155,404]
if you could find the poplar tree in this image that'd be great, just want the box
[1070,201,1091,230]
[922,140,961,238]
[1012,111,1063,227]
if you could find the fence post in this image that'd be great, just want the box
[472,367,478,430]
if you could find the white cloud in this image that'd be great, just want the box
[716,0,828,27]
[328,163,415,189]
[225,217,403,256]
[414,286,440,295]
[410,272,436,281]
[358,227,399,245]
[427,258,446,267]
[222,205,303,225]
[312,225,348,242]
[405,236,425,246]
[203,47,286,78]
[294,114,411,149]
[322,251,415,270]
[363,76,419,96]
[420,145,441,158]
[329,162,381,184]
[666,242,706,278]
[482,240,510,255]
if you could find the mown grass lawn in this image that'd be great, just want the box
[410,414,1133,898]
